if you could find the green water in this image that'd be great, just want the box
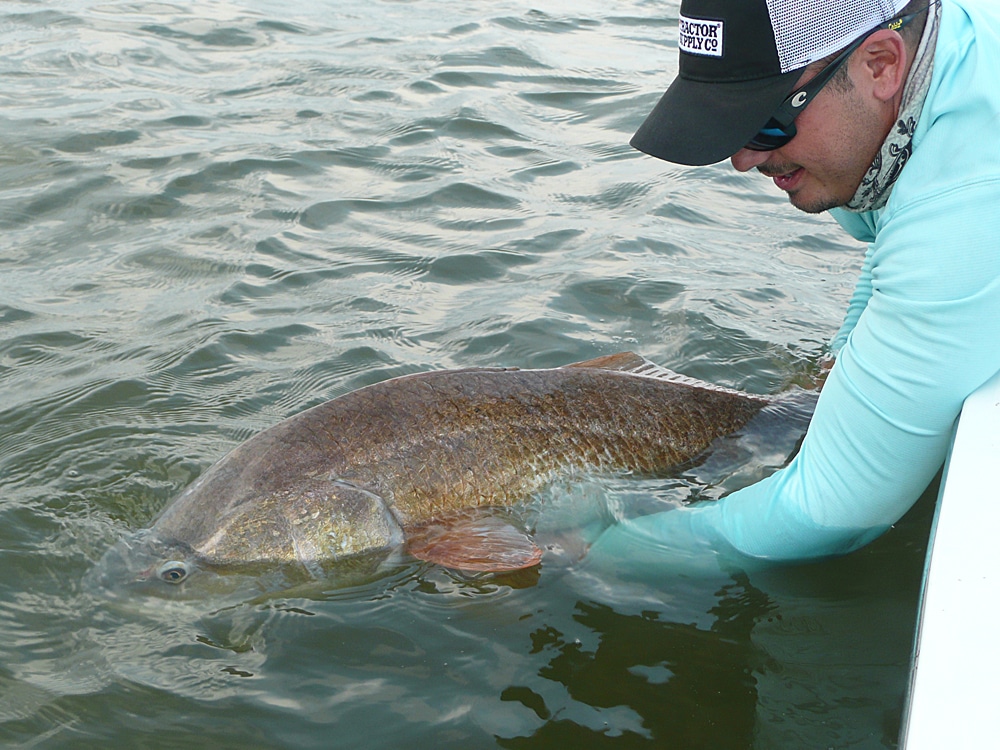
[1,1,930,747]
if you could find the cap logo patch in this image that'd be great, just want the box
[678,15,723,58]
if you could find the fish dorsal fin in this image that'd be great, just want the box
[562,351,650,372]
[562,351,703,385]
[406,511,542,572]
[563,351,764,399]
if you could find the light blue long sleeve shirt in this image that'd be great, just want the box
[592,0,1000,568]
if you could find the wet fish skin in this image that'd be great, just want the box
[88,353,772,592]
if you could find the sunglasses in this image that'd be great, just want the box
[744,7,929,152]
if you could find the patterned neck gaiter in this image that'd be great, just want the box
[844,2,941,213]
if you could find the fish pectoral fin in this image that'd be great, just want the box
[405,513,543,572]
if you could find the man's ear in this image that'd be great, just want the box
[855,29,910,103]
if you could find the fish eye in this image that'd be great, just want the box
[157,561,190,584]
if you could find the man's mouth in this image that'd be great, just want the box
[760,166,804,192]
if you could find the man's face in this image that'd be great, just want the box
[729,64,895,214]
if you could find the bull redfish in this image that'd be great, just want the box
[86,353,779,596]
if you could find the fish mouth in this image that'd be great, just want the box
[82,543,127,596]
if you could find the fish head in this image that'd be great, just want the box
[85,479,407,599]
[167,478,407,574]
[83,529,219,599]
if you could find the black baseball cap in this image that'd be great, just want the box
[631,0,911,166]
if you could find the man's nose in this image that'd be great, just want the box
[730,148,772,173]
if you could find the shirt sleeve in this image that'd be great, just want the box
[830,241,874,355]
[590,179,1000,566]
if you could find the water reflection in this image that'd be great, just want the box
[494,481,935,749]
[498,575,769,748]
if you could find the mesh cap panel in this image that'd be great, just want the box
[765,0,910,71]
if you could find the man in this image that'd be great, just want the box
[591,0,1000,564]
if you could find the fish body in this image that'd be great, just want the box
[87,353,773,594]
